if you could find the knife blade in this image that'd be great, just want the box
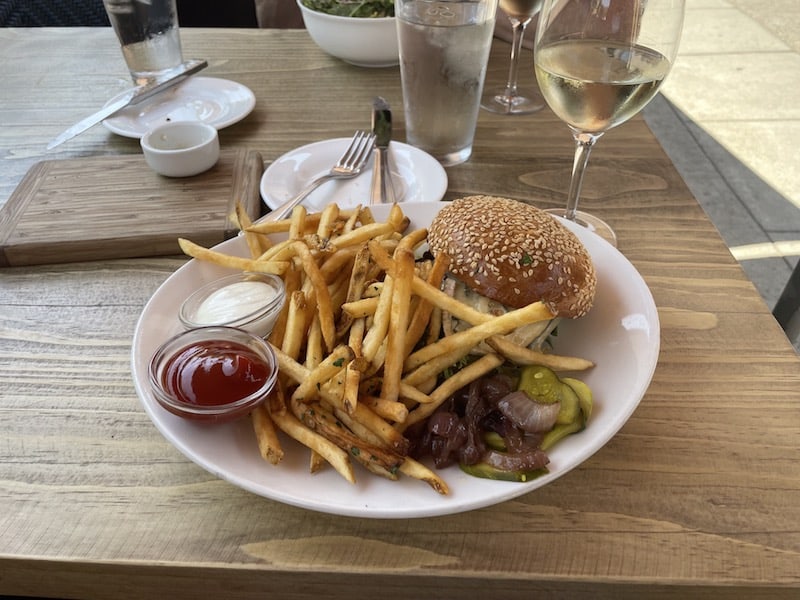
[46,59,208,150]
[369,96,396,205]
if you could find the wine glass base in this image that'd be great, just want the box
[545,208,618,247]
[481,88,545,115]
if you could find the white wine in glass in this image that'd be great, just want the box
[481,0,545,115]
[534,0,685,245]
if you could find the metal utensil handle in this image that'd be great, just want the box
[370,148,386,205]
[263,173,332,222]
[381,150,396,204]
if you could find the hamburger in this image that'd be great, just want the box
[427,195,597,350]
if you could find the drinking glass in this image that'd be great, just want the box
[534,0,685,245]
[103,0,183,85]
[396,0,498,166]
[481,0,545,115]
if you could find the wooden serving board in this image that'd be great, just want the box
[0,148,264,267]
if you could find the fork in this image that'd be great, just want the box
[262,130,376,222]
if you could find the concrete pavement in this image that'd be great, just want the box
[642,0,800,319]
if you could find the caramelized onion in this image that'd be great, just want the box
[482,448,550,472]
[497,391,561,433]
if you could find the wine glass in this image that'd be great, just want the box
[534,0,685,245]
[481,0,545,114]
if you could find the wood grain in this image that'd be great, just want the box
[0,28,798,600]
[0,148,263,266]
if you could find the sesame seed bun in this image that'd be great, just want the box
[427,196,596,318]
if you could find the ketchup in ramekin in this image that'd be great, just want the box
[148,326,278,423]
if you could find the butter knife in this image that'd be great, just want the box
[369,96,396,205]
[46,59,208,150]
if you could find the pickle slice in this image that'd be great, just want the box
[460,461,548,483]
[557,382,580,425]
[517,365,562,404]
[562,376,593,421]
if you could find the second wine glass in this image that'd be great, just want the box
[534,0,685,245]
[481,0,545,115]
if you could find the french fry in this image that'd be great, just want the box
[309,451,327,474]
[403,301,555,373]
[252,403,284,465]
[486,336,595,371]
[404,250,450,356]
[288,205,307,240]
[362,395,409,423]
[360,275,393,364]
[305,315,324,370]
[178,238,288,275]
[292,240,336,351]
[402,346,467,388]
[396,227,428,252]
[255,238,296,263]
[357,205,376,225]
[341,297,379,319]
[289,344,354,403]
[348,316,366,357]
[381,247,415,403]
[298,401,403,479]
[399,381,435,405]
[268,260,300,348]
[282,290,308,360]
[342,359,362,414]
[398,456,450,495]
[330,221,399,249]
[342,205,363,232]
[271,406,355,484]
[335,244,371,338]
[246,211,324,235]
[233,202,268,258]
[388,202,410,232]
[317,203,340,239]
[363,281,384,298]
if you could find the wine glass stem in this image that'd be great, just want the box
[503,17,531,99]
[564,131,602,221]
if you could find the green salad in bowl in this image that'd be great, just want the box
[297,0,399,67]
[301,0,394,18]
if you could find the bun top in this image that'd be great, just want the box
[427,195,596,318]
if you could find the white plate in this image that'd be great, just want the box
[103,77,256,138]
[260,138,448,211]
[131,202,660,519]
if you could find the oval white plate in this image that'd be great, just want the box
[131,202,660,519]
[260,138,448,211]
[103,77,256,139]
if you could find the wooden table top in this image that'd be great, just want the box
[1,27,798,600]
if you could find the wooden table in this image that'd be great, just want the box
[1,28,798,600]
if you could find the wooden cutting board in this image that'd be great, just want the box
[0,148,264,267]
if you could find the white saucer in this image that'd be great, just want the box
[103,77,256,139]
[260,138,448,212]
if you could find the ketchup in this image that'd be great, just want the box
[161,339,271,407]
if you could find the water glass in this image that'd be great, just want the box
[103,0,184,85]
[395,0,498,166]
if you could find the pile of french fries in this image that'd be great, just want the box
[177,202,593,494]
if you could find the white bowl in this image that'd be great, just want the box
[140,120,220,177]
[297,0,399,68]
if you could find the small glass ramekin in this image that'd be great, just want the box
[179,272,285,338]
[148,326,278,424]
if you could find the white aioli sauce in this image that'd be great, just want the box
[195,281,279,327]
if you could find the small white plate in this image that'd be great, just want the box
[131,202,660,519]
[260,138,448,211]
[103,77,256,139]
